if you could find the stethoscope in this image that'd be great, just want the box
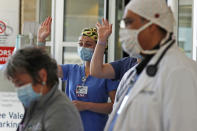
[146,38,175,77]
[116,34,175,102]
[116,37,175,107]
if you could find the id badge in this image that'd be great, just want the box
[76,85,88,97]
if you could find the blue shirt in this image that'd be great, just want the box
[110,57,137,81]
[61,64,119,131]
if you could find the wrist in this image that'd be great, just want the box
[97,40,107,46]
[38,37,46,43]
[85,102,92,110]
[37,41,46,47]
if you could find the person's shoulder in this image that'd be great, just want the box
[156,45,197,79]
[164,45,197,69]
[122,56,136,60]
[61,64,83,70]
[44,91,83,130]
[120,56,137,63]
[111,57,136,64]
[47,89,77,111]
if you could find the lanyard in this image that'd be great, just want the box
[116,69,138,102]
[81,76,87,86]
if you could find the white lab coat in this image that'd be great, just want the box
[105,41,197,131]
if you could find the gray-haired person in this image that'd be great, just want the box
[4,47,83,131]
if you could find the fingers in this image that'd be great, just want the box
[96,21,101,28]
[46,17,52,26]
[47,17,52,30]
[96,18,111,29]
[109,24,112,32]
[42,16,52,26]
[103,18,109,26]
[102,18,105,25]
[43,18,48,26]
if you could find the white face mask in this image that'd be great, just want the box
[119,22,157,58]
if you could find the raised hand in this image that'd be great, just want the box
[37,17,52,42]
[96,18,112,44]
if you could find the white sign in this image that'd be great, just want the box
[0,92,24,131]
[0,0,19,47]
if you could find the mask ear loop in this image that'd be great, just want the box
[160,32,173,46]
[139,26,173,55]
[40,81,46,95]
[138,22,159,55]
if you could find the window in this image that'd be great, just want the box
[62,0,104,64]
[178,1,193,58]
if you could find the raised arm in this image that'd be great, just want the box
[90,19,115,79]
[37,16,52,43]
[37,17,63,78]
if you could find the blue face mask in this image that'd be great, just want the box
[16,83,41,108]
[78,47,94,61]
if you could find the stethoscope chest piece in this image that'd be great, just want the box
[146,65,157,77]
[145,38,175,77]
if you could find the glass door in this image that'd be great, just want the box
[193,0,197,60]
[54,0,105,90]
[62,0,104,65]
[178,0,193,58]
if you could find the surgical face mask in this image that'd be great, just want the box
[119,22,155,58]
[78,47,94,61]
[16,83,41,108]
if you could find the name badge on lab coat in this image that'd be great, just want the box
[76,85,88,97]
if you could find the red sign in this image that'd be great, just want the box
[0,47,15,64]
[0,21,6,34]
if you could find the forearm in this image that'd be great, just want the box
[85,102,113,114]
[90,43,115,79]
[90,43,105,76]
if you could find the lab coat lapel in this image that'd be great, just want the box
[127,68,153,104]
[113,69,153,130]
[125,41,172,103]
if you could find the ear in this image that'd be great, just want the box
[38,68,47,83]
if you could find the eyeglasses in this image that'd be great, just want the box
[120,18,134,28]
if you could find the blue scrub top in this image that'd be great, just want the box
[110,57,137,81]
[61,64,119,131]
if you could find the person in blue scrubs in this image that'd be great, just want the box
[37,17,119,131]
[90,19,138,81]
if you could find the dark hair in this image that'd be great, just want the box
[4,47,58,88]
